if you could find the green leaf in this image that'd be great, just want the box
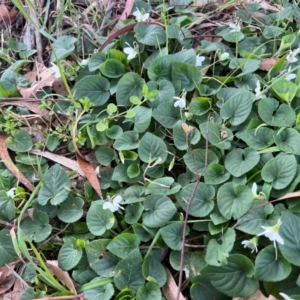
[114,249,144,293]
[100,59,124,78]
[236,203,274,235]
[73,75,110,106]
[127,164,140,178]
[21,209,52,242]
[204,164,231,185]
[279,212,300,266]
[57,196,84,223]
[6,130,33,152]
[106,125,123,139]
[88,52,106,71]
[171,62,202,91]
[161,222,187,250]
[272,79,298,103]
[85,239,118,277]
[112,163,143,183]
[125,203,143,224]
[220,89,253,125]
[258,98,296,127]
[261,154,297,189]
[255,245,291,281]
[202,254,258,297]
[200,122,232,150]
[0,229,18,267]
[87,201,115,236]
[58,237,83,271]
[136,282,161,300]
[152,102,182,128]
[183,149,219,174]
[142,195,176,228]
[274,128,300,155]
[83,282,114,300]
[37,164,71,205]
[173,121,201,150]
[114,131,139,150]
[190,277,231,300]
[107,233,140,259]
[46,135,60,151]
[95,148,116,166]
[138,132,167,164]
[217,183,253,220]
[147,80,175,108]
[51,36,77,61]
[239,127,274,150]
[145,177,181,195]
[147,56,173,81]
[133,106,152,133]
[134,24,166,46]
[142,255,166,287]
[224,148,260,176]
[205,228,236,266]
[176,182,215,217]
[116,72,145,106]
[189,97,211,116]
[223,31,244,43]
[0,191,15,221]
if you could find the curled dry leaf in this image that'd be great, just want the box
[76,153,102,198]
[18,64,56,98]
[46,261,76,294]
[259,58,279,71]
[0,264,16,295]
[233,290,277,300]
[30,149,85,177]
[0,133,35,191]
[0,4,17,21]
[162,268,185,300]
[182,123,194,135]
[1,101,50,123]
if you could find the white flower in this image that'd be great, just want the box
[80,59,89,66]
[6,188,16,198]
[124,42,139,60]
[196,55,205,67]
[219,52,229,61]
[251,182,257,195]
[279,293,293,300]
[103,195,124,212]
[241,237,258,253]
[258,220,284,246]
[255,80,261,97]
[286,66,296,81]
[229,22,241,32]
[51,63,61,79]
[173,90,187,109]
[132,8,149,22]
[286,47,300,64]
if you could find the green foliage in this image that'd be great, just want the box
[4,2,300,299]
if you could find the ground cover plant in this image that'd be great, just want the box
[2,0,300,299]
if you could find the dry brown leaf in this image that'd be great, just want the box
[11,277,27,300]
[162,268,185,300]
[0,265,15,295]
[0,4,11,21]
[18,65,56,98]
[259,58,279,71]
[1,101,50,122]
[182,123,194,134]
[46,261,76,294]
[0,133,35,191]
[30,149,85,177]
[53,78,68,96]
[76,153,102,198]
[244,0,280,12]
